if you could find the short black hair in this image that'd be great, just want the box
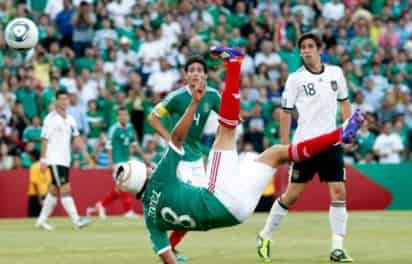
[184,56,207,73]
[56,89,68,99]
[297,32,322,49]
[118,106,128,112]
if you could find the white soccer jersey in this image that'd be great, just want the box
[281,64,348,143]
[41,111,79,167]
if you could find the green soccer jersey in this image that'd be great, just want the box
[153,86,220,162]
[23,126,42,151]
[356,131,376,158]
[107,122,137,164]
[143,144,239,254]
[87,111,105,139]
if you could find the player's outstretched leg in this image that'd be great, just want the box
[210,47,244,150]
[256,110,364,263]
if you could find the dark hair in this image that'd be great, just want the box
[118,106,128,112]
[184,56,207,73]
[297,32,322,49]
[56,89,68,99]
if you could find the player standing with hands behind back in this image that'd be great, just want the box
[36,90,91,230]
[257,33,353,263]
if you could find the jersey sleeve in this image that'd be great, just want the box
[41,117,51,140]
[145,214,170,255]
[281,74,298,111]
[152,93,178,118]
[337,67,349,101]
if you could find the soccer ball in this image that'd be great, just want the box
[113,160,147,194]
[5,18,39,50]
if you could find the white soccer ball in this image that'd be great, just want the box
[113,160,147,194]
[5,18,39,50]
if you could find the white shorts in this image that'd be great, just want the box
[177,158,207,188]
[206,150,276,222]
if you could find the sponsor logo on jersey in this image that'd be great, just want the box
[331,80,338,91]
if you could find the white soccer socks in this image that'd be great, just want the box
[329,201,348,250]
[260,199,289,239]
[61,195,80,224]
[37,192,57,225]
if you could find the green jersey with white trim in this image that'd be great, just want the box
[152,86,220,162]
[107,122,137,164]
[142,144,239,254]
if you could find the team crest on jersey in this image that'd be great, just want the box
[291,169,300,180]
[330,80,338,91]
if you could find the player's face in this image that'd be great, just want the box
[56,94,69,111]
[300,38,321,66]
[186,62,207,89]
[118,110,129,125]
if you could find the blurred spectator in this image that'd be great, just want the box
[22,116,42,152]
[93,17,118,52]
[54,0,75,47]
[147,57,180,94]
[243,102,265,153]
[0,143,13,170]
[362,78,384,112]
[86,99,105,149]
[67,92,89,135]
[355,120,376,163]
[93,132,110,168]
[72,1,95,56]
[106,0,135,28]
[322,0,345,22]
[373,121,404,164]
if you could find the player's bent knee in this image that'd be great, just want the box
[257,145,288,168]
[282,184,306,206]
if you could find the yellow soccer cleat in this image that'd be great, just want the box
[257,235,272,263]
[330,249,353,262]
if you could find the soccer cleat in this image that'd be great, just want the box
[210,47,244,62]
[330,249,353,262]
[96,202,107,220]
[257,235,272,263]
[35,221,54,231]
[74,218,92,229]
[173,249,189,263]
[341,109,364,144]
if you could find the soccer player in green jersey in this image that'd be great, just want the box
[87,107,146,219]
[148,56,221,256]
[114,47,364,264]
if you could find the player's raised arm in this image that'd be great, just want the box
[171,80,205,150]
[148,110,171,142]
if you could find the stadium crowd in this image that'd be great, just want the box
[0,0,411,170]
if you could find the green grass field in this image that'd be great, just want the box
[1,211,411,264]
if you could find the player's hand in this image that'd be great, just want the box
[192,80,206,103]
